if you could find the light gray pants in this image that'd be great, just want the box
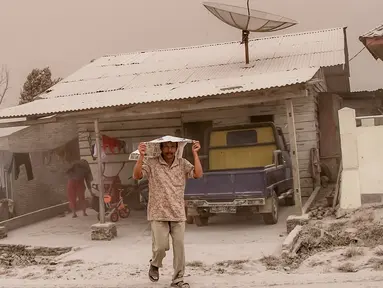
[151,221,185,284]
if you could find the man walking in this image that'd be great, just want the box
[133,140,203,288]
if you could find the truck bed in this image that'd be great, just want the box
[185,167,273,201]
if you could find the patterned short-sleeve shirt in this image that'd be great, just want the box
[142,156,195,222]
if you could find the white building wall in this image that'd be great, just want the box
[338,107,383,209]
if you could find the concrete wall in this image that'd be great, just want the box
[11,138,80,216]
[0,202,69,231]
[0,121,78,153]
[338,107,383,209]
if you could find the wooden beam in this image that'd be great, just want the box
[94,119,106,224]
[0,117,59,128]
[0,107,116,128]
[285,98,303,216]
[333,161,343,208]
[302,186,321,214]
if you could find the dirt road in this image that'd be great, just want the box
[3,207,383,287]
[1,207,294,266]
[2,272,383,287]
[0,207,295,285]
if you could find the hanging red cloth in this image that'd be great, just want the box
[102,135,125,154]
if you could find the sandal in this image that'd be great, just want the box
[148,264,159,282]
[171,281,190,288]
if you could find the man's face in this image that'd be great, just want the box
[161,142,177,161]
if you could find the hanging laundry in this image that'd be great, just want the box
[91,135,126,159]
[14,153,34,181]
[102,135,125,154]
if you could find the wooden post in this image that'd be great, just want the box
[9,158,15,200]
[94,119,106,223]
[285,99,303,215]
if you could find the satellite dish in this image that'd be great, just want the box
[203,1,298,64]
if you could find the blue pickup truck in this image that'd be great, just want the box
[184,122,294,227]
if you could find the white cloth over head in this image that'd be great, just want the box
[129,135,193,161]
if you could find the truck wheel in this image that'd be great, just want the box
[185,206,194,224]
[263,191,279,225]
[194,216,209,227]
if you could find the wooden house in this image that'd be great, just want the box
[0,27,350,205]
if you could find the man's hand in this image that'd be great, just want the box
[192,140,201,154]
[138,142,146,156]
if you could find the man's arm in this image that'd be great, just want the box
[133,155,145,180]
[133,142,148,180]
[192,149,203,179]
[185,140,202,179]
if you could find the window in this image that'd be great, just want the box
[227,130,257,146]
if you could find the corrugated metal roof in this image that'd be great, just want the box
[360,23,383,38]
[0,67,319,118]
[0,27,346,119]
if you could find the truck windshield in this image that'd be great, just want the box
[227,130,257,146]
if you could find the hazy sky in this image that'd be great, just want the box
[0,0,382,108]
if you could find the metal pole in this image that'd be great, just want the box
[242,30,250,64]
[245,35,249,64]
[356,115,383,120]
[94,119,106,223]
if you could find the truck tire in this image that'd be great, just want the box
[263,191,279,225]
[185,206,194,224]
[194,216,209,227]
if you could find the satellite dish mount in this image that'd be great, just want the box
[241,0,251,64]
[203,0,298,64]
[241,30,250,64]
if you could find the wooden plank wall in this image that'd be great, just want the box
[77,94,319,198]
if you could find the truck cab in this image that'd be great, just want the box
[185,122,294,226]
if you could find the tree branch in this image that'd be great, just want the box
[0,65,10,105]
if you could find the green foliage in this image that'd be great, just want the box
[19,67,61,104]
